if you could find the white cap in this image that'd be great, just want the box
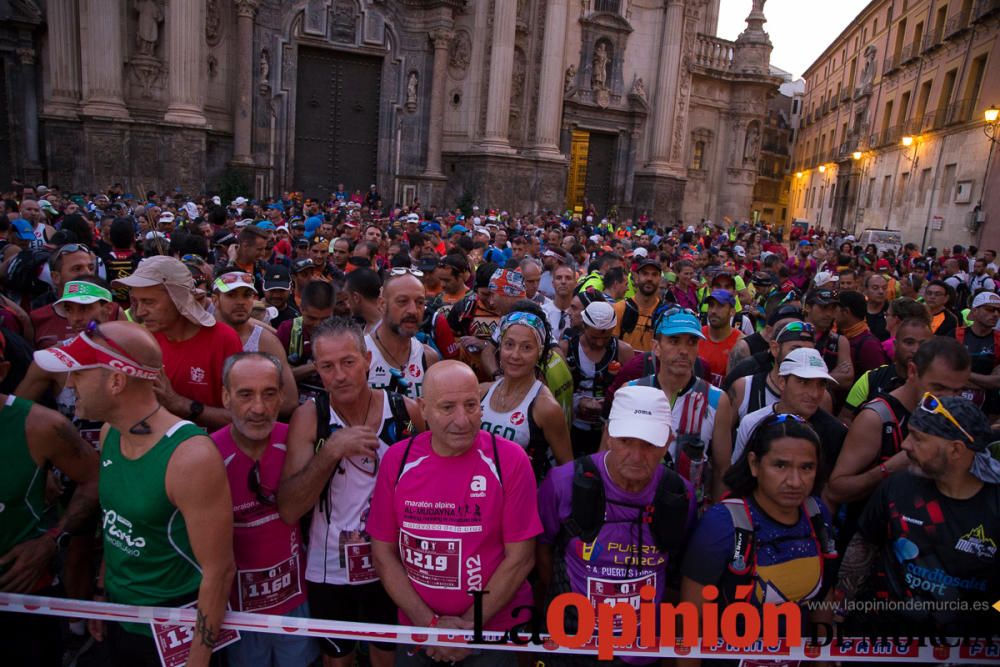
[211,195,222,206]
[844,234,856,242]
[779,347,835,381]
[144,231,167,241]
[813,270,839,288]
[972,292,1000,309]
[582,301,617,330]
[232,196,248,206]
[276,225,289,233]
[733,245,746,257]
[157,212,175,224]
[686,225,696,233]
[589,234,602,243]
[235,218,254,228]
[633,247,649,258]
[608,385,672,448]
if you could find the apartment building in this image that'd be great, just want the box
[790,0,1000,250]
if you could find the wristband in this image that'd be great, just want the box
[879,462,890,479]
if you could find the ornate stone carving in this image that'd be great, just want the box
[207,53,218,77]
[259,48,270,81]
[564,64,577,95]
[129,55,167,98]
[743,121,760,164]
[629,77,646,102]
[448,30,471,78]
[516,0,529,33]
[235,0,259,20]
[406,71,418,111]
[509,47,527,138]
[15,47,35,65]
[332,0,356,43]
[134,0,164,56]
[206,0,222,45]
[860,44,877,86]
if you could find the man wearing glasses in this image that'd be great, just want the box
[835,394,1000,639]
[29,242,97,348]
[829,337,971,546]
[279,317,423,667]
[211,352,319,667]
[924,279,960,337]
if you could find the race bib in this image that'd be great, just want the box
[586,573,656,631]
[399,529,462,590]
[236,554,302,612]
[150,602,239,667]
[342,537,377,584]
[738,661,800,667]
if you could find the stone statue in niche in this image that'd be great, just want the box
[564,64,577,94]
[449,31,471,71]
[592,42,609,90]
[259,49,270,82]
[752,0,766,13]
[134,0,163,56]
[406,71,418,111]
[860,44,877,86]
[630,77,647,102]
[743,123,760,163]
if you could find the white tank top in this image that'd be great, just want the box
[365,328,425,398]
[306,393,396,585]
[480,379,543,449]
[243,325,264,352]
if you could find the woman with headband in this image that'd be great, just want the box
[480,310,572,483]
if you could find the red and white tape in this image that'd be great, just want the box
[1,593,998,663]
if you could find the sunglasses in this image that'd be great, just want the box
[919,393,974,443]
[56,243,92,257]
[86,320,143,363]
[247,460,277,506]
[217,271,255,286]
[389,267,424,277]
[765,413,808,426]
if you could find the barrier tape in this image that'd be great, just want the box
[1,592,999,663]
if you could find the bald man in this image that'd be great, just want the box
[33,321,235,667]
[368,361,542,666]
[0,330,99,667]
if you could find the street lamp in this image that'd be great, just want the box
[852,149,869,234]
[901,135,914,147]
[978,105,999,241]
[818,164,826,173]
[852,150,863,161]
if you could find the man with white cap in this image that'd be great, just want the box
[956,290,1000,415]
[211,270,298,417]
[114,256,243,429]
[559,300,635,456]
[537,385,696,665]
[731,347,847,470]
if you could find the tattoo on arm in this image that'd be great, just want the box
[195,607,218,649]
[834,532,876,602]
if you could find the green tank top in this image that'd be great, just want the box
[100,420,204,633]
[544,352,574,425]
[0,395,50,561]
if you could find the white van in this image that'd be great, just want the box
[858,229,903,255]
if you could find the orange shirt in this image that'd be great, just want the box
[698,326,742,387]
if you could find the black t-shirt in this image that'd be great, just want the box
[961,328,1000,414]
[867,305,890,342]
[722,350,772,391]
[809,408,848,472]
[856,473,1000,635]
[933,309,959,338]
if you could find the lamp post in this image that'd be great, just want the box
[851,150,868,235]
[979,105,999,240]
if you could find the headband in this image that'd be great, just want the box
[499,311,547,348]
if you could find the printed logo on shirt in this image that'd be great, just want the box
[102,459,113,468]
[102,509,147,557]
[470,474,487,498]
[409,363,422,378]
[576,540,603,562]
[510,411,525,426]
[901,515,925,526]
[955,525,997,560]
[374,365,386,374]
[190,366,206,384]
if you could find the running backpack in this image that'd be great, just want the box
[564,455,690,554]
[4,247,50,300]
[956,327,1000,367]
[718,496,837,602]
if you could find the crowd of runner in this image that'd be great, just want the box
[0,184,998,667]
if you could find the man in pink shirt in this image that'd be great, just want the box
[211,352,319,667]
[369,360,541,666]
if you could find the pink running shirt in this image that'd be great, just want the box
[212,423,308,614]
[367,431,542,630]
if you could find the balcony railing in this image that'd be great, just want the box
[944,8,972,37]
[821,99,830,115]
[693,34,735,72]
[974,0,1000,21]
[840,89,851,103]
[900,42,918,64]
[878,125,904,146]
[854,82,873,99]
[946,98,975,125]
[883,54,900,75]
[921,32,941,52]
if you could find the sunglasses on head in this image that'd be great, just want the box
[389,267,424,277]
[919,393,973,443]
[217,272,254,286]
[86,320,139,362]
[56,243,92,256]
[247,460,276,506]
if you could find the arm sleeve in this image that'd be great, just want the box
[680,504,734,586]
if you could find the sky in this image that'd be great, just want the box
[717,0,873,80]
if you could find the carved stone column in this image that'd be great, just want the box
[528,0,568,158]
[45,0,82,117]
[645,0,685,171]
[16,48,41,174]
[164,0,207,125]
[231,0,259,164]
[423,28,453,177]
[80,0,128,118]
[480,0,517,153]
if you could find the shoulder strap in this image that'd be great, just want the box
[566,456,605,543]
[749,370,768,413]
[385,390,415,443]
[721,498,755,576]
[395,433,420,484]
[803,497,838,558]
[620,298,640,335]
[650,467,692,553]
[314,393,332,449]
[861,396,903,455]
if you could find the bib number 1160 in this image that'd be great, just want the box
[246,570,292,598]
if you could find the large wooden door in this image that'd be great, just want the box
[294,47,382,198]
[584,132,616,216]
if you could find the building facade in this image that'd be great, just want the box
[5,0,782,222]
[790,0,1000,250]
[750,71,799,228]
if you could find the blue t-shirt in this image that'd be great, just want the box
[682,495,834,608]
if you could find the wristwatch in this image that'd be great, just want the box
[188,400,205,420]
[46,527,72,553]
